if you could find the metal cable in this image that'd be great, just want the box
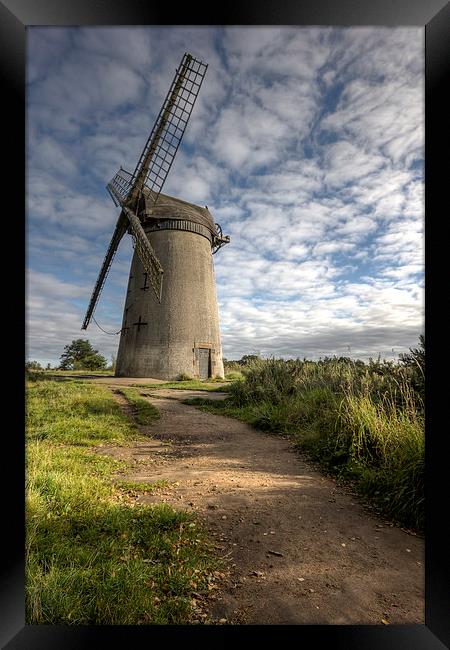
[92,316,123,336]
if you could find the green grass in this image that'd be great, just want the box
[26,379,142,446]
[115,387,160,426]
[224,371,244,381]
[185,357,425,532]
[26,378,221,624]
[183,397,257,424]
[131,379,229,392]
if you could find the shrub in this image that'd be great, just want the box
[175,372,192,381]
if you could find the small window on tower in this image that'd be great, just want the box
[141,272,149,291]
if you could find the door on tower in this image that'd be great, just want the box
[197,348,211,380]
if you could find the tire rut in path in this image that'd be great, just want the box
[102,387,424,625]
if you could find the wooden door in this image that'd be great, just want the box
[198,348,210,380]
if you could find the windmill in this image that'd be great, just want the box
[82,52,230,379]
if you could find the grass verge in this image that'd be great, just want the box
[115,387,160,426]
[26,378,221,624]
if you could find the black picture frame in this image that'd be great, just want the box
[2,1,448,648]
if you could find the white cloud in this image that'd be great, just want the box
[313,241,355,256]
[323,141,386,189]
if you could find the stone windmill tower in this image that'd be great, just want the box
[82,53,229,379]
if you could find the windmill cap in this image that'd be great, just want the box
[140,187,217,235]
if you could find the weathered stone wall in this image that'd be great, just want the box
[115,224,225,379]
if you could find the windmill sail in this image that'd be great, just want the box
[107,53,207,210]
[123,207,164,301]
[82,211,129,330]
[127,53,208,205]
[107,167,134,207]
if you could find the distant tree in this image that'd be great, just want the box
[25,360,42,371]
[239,354,261,366]
[59,339,107,371]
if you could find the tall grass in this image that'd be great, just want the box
[199,356,424,531]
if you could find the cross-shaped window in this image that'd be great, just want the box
[133,315,148,332]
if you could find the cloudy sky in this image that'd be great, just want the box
[26,26,424,366]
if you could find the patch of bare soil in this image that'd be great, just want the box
[100,386,424,626]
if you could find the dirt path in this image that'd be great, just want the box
[99,386,424,625]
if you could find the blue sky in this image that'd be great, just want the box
[26,26,424,366]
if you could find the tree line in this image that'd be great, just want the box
[26,339,112,371]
